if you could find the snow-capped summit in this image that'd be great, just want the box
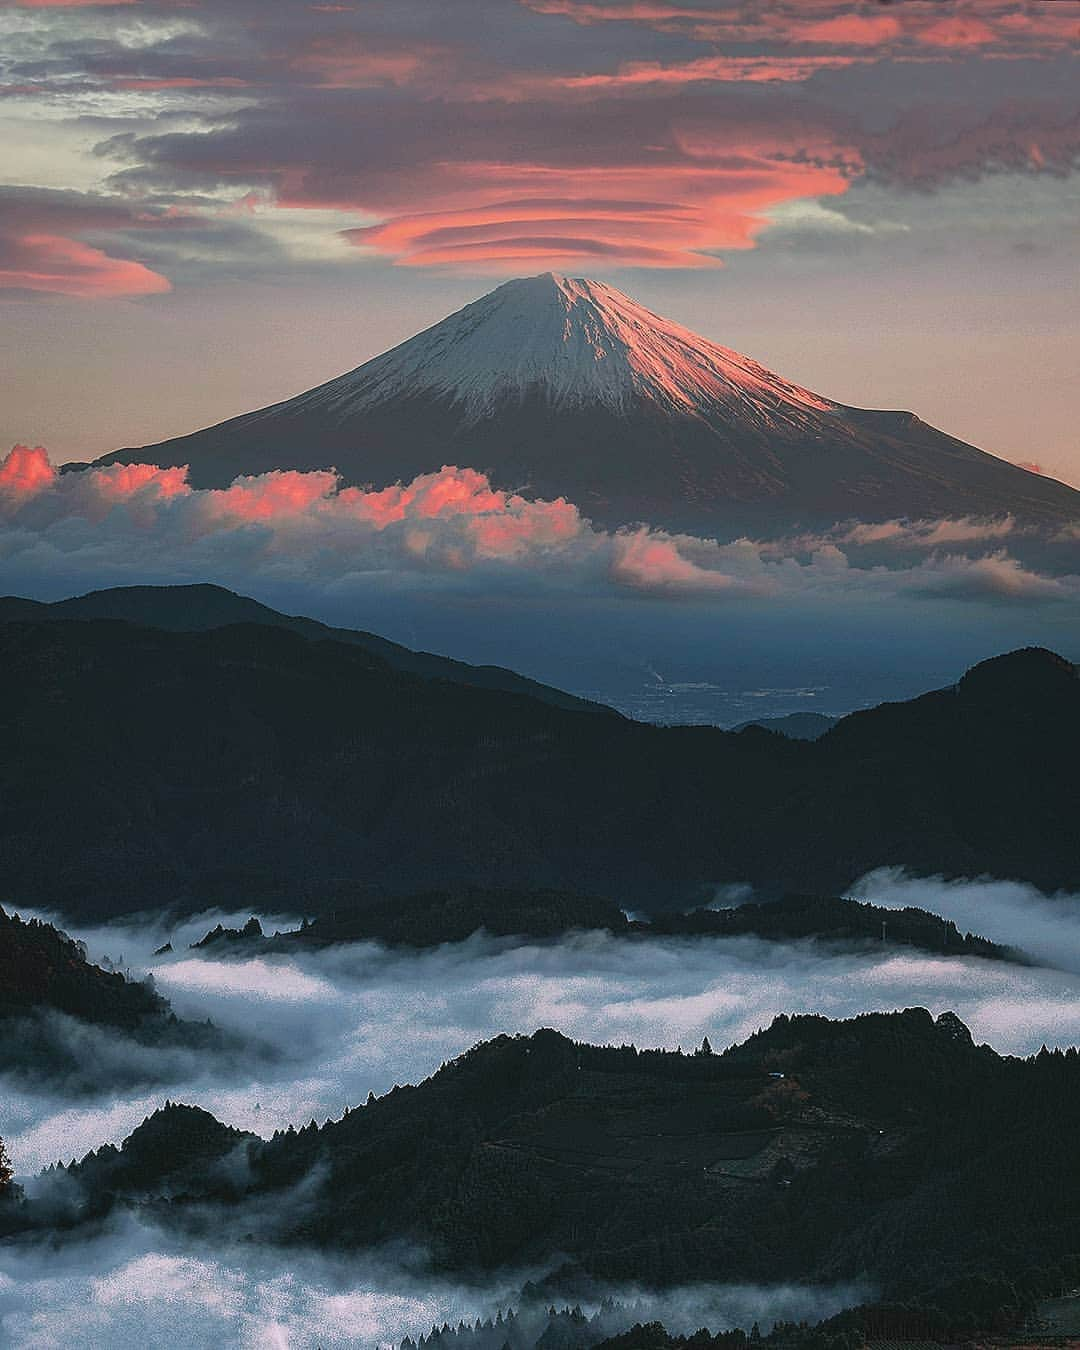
[302,272,837,426]
[92,273,1079,534]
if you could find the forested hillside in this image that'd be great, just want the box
[0,615,1075,919]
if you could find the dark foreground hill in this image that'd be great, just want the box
[0,615,1075,917]
[8,1009,1080,1335]
[0,906,225,1090]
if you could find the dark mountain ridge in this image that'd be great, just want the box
[0,906,225,1089]
[184,891,1015,964]
[0,583,605,716]
[0,607,1075,918]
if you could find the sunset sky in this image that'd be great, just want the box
[1,0,1078,482]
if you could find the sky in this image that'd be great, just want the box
[0,0,1078,483]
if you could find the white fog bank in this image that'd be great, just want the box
[5,876,1080,1176]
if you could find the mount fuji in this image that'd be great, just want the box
[91,273,1079,534]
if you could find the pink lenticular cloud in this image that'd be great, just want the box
[16,0,1067,282]
[0,234,170,299]
[345,142,855,270]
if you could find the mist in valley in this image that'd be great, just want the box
[6,874,1080,1173]
[2,874,1078,1345]
[0,1210,870,1349]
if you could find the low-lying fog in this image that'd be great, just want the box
[2,870,1078,1347]
[0,1212,869,1348]
[6,871,1080,1175]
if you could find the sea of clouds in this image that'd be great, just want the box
[2,873,1079,1345]
[6,872,1080,1174]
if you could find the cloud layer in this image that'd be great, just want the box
[1,0,1078,289]
[2,447,1077,613]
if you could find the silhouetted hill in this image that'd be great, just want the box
[643,894,1015,961]
[0,584,606,716]
[0,906,225,1089]
[729,712,837,740]
[186,890,1014,964]
[0,906,164,1030]
[279,888,629,948]
[66,1102,254,1199]
[191,916,265,949]
[14,1010,1080,1327]
[0,617,1074,918]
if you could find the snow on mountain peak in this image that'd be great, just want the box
[300,272,838,424]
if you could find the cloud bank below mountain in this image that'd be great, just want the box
[2,448,1076,610]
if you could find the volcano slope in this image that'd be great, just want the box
[87,274,1080,536]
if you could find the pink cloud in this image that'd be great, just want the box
[0,234,170,299]
[917,15,999,50]
[0,455,1074,605]
[344,135,855,270]
[82,0,1074,277]
[0,445,192,522]
[468,495,581,558]
[290,36,451,89]
[202,470,340,523]
[793,13,902,47]
[521,0,1080,58]
[85,461,189,503]
[552,53,866,89]
[337,466,507,525]
[0,444,57,499]
[611,529,740,593]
